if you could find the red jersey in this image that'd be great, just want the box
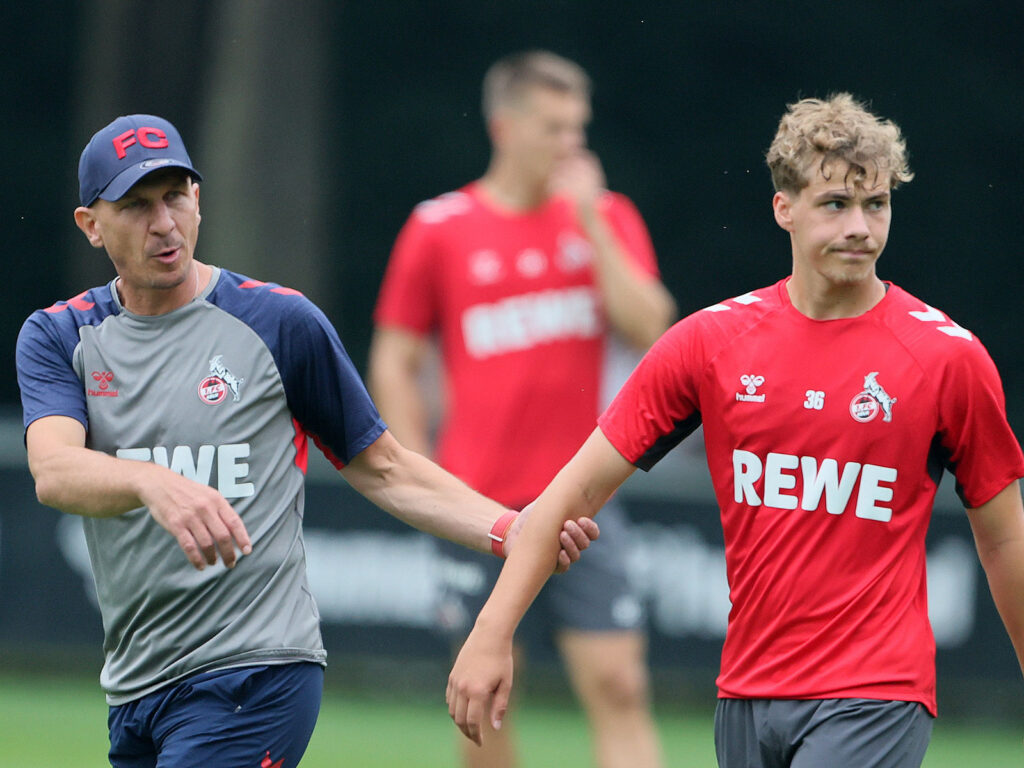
[598,279,1024,715]
[375,182,659,504]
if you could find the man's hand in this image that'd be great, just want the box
[446,626,514,746]
[548,150,606,217]
[504,501,598,573]
[26,415,251,571]
[140,474,252,570]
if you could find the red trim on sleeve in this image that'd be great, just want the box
[291,417,309,473]
[239,279,304,297]
[310,431,346,470]
[44,291,96,313]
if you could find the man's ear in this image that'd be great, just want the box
[73,206,105,248]
[772,190,795,232]
[486,114,504,150]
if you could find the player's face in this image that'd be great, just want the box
[774,160,892,288]
[501,87,590,183]
[75,169,201,311]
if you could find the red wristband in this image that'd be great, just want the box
[488,510,519,558]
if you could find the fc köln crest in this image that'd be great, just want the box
[198,355,244,405]
[849,372,896,423]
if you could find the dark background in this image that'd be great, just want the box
[4,1,1023,429]
[2,0,1023,728]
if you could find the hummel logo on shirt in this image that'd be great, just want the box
[88,370,119,397]
[736,374,766,403]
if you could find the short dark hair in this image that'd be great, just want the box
[482,51,591,120]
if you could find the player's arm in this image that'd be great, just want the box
[967,480,1024,676]
[551,151,676,349]
[26,414,251,570]
[367,325,433,455]
[446,427,636,745]
[338,429,597,569]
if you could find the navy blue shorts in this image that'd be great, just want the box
[435,500,645,642]
[108,662,323,768]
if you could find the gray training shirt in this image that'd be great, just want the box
[16,267,386,704]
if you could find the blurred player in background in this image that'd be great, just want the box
[371,51,674,768]
[16,114,598,768]
[446,93,1024,767]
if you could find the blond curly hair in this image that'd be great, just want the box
[766,93,913,193]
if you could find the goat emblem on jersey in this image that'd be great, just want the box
[197,355,245,405]
[849,371,896,423]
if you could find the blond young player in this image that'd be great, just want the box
[446,94,1024,767]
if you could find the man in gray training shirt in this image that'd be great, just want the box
[16,114,597,768]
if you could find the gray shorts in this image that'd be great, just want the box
[434,500,645,642]
[714,698,934,768]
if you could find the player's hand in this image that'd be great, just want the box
[548,150,606,217]
[446,627,514,746]
[506,501,599,573]
[139,472,252,570]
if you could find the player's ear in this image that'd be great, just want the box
[193,181,201,224]
[488,105,518,152]
[73,206,105,248]
[772,191,795,232]
[487,114,504,148]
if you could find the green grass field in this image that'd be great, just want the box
[1,673,1020,766]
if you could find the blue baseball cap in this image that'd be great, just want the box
[78,114,202,206]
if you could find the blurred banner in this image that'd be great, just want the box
[2,420,1018,707]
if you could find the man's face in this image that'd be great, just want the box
[774,160,892,288]
[496,86,590,183]
[75,168,200,295]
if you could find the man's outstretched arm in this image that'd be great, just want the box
[338,429,599,571]
[445,427,636,745]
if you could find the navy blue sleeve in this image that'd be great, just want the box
[213,272,386,466]
[277,299,386,466]
[16,310,89,432]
